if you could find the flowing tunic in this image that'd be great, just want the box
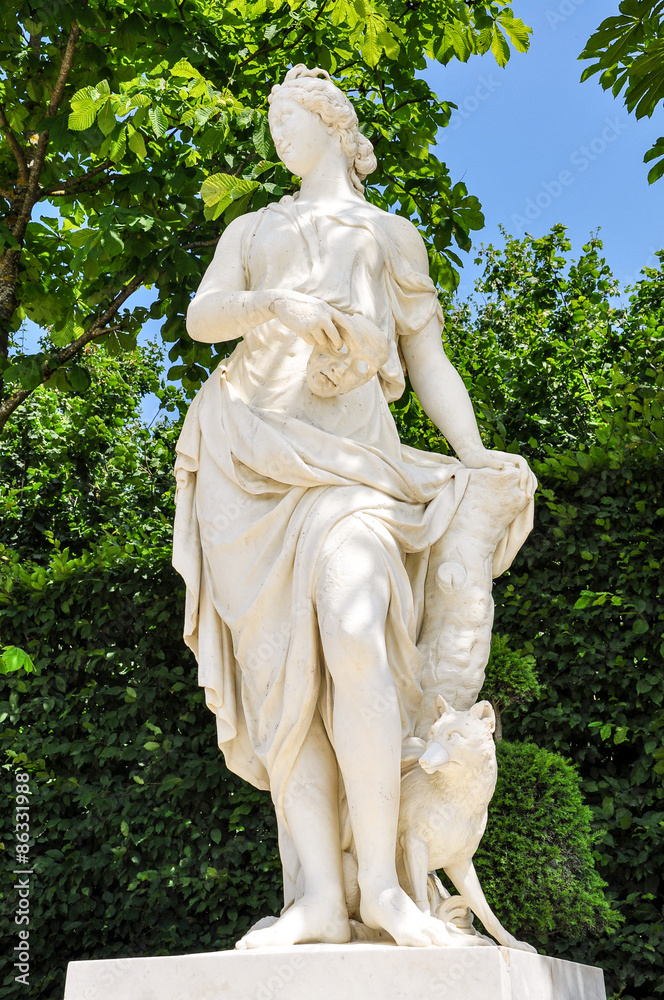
[173,199,528,880]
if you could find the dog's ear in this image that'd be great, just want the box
[469,700,496,732]
[435,694,452,716]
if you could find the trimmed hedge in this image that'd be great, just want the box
[493,448,664,998]
[477,741,615,948]
[1,538,613,999]
[0,542,281,998]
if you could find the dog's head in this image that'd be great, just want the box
[418,695,496,774]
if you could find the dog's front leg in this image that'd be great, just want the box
[444,859,536,952]
[401,830,432,914]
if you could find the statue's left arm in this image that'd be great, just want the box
[393,217,535,494]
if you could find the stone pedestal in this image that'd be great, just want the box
[64,943,606,1000]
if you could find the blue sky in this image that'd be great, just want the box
[425,2,664,299]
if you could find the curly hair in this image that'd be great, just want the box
[268,65,377,197]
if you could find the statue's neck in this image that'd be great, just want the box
[296,154,363,213]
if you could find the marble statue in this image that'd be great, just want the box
[172,64,537,952]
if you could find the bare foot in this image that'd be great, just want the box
[235,895,350,949]
[359,878,454,947]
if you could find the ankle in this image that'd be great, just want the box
[357,870,398,898]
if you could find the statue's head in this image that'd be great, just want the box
[268,65,377,197]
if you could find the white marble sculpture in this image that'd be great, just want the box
[172,64,537,951]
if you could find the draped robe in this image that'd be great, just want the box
[172,197,532,897]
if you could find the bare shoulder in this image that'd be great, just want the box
[196,210,263,295]
[378,211,430,274]
[211,210,262,258]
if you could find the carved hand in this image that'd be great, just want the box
[271,292,344,349]
[459,445,537,496]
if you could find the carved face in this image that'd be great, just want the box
[269,97,338,176]
[307,343,370,397]
[306,313,389,397]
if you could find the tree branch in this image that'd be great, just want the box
[22,21,81,228]
[0,268,147,433]
[43,159,114,195]
[182,239,218,250]
[375,68,389,112]
[0,21,81,366]
[0,104,29,185]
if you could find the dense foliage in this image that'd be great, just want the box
[479,634,541,740]
[0,537,282,999]
[0,0,532,430]
[0,346,177,556]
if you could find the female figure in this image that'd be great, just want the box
[173,66,535,950]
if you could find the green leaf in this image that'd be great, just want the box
[647,157,664,183]
[363,17,382,68]
[69,85,106,130]
[149,106,168,138]
[69,107,98,131]
[129,94,152,109]
[498,15,531,54]
[491,25,510,68]
[252,116,273,159]
[0,646,35,675]
[50,316,84,348]
[143,741,160,751]
[97,100,116,137]
[14,356,43,391]
[109,128,127,163]
[101,230,125,258]
[200,173,259,220]
[67,366,92,393]
[170,58,203,80]
[378,23,400,60]
[128,130,147,160]
[645,137,664,183]
[68,229,96,248]
[632,618,649,634]
[644,136,664,163]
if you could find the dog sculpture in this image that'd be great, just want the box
[397,695,535,952]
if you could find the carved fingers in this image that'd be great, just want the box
[459,446,538,496]
[271,293,343,349]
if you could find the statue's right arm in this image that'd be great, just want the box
[187,212,344,348]
[186,214,276,344]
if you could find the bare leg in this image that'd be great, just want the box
[317,522,451,947]
[237,712,350,948]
